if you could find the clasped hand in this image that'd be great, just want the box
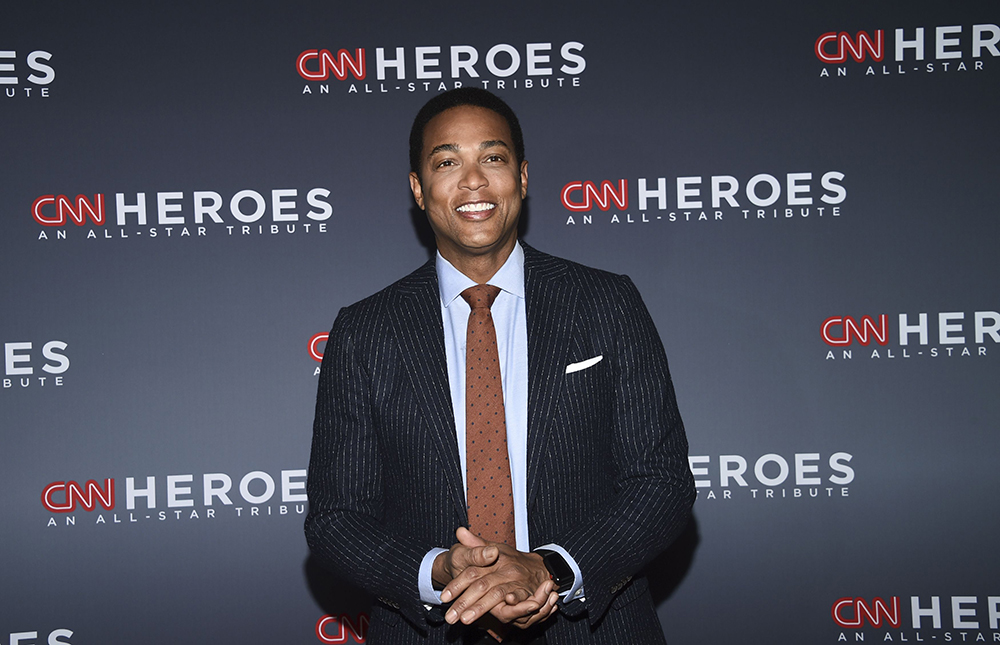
[432,527,560,629]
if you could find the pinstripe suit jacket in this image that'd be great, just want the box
[306,244,695,644]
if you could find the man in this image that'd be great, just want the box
[306,88,695,644]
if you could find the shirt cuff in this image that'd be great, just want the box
[535,543,586,603]
[419,547,448,605]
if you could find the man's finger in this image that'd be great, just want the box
[500,596,553,625]
[446,579,512,625]
[440,559,490,603]
[456,526,485,545]
[492,598,540,623]
[493,582,552,623]
[526,602,559,628]
[511,594,559,628]
[507,579,552,607]
[532,580,555,604]
[444,572,504,623]
[453,545,498,570]
[503,586,532,606]
[461,584,532,625]
[511,589,558,627]
[453,529,498,570]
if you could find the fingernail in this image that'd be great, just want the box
[441,590,452,602]
[446,609,457,623]
[461,611,475,623]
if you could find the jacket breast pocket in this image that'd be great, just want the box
[562,353,611,405]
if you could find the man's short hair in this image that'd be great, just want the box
[409,88,525,179]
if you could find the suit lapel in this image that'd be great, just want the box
[522,245,578,507]
[388,260,468,523]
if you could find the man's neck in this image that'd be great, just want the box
[439,238,517,284]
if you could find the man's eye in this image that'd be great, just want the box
[485,154,504,163]
[436,159,455,168]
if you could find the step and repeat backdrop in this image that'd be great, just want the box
[3,1,998,643]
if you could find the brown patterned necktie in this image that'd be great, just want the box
[461,284,516,548]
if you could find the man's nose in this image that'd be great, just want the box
[459,163,488,191]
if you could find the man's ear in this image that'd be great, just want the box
[409,172,425,210]
[519,160,529,199]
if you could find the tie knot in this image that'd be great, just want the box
[461,284,501,310]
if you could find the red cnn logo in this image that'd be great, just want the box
[32,194,106,226]
[309,333,328,362]
[561,180,628,212]
[316,614,368,643]
[815,31,884,63]
[822,315,889,346]
[42,479,115,513]
[297,49,366,81]
[832,597,901,628]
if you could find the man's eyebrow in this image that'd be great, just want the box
[427,140,510,158]
[479,139,510,151]
[428,143,459,157]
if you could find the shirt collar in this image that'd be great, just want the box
[436,241,525,308]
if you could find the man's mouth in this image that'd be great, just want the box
[455,201,496,214]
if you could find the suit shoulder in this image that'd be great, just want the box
[525,245,639,300]
[565,257,631,289]
[339,260,436,312]
[331,259,436,333]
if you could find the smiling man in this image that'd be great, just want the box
[408,103,526,281]
[306,88,695,644]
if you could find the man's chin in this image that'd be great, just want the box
[439,236,517,261]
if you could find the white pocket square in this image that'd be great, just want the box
[565,355,603,374]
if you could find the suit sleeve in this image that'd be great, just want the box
[556,275,696,624]
[304,305,435,629]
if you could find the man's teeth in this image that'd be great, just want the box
[456,202,496,213]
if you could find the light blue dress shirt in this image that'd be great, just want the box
[418,242,584,606]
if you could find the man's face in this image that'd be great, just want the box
[409,105,528,265]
